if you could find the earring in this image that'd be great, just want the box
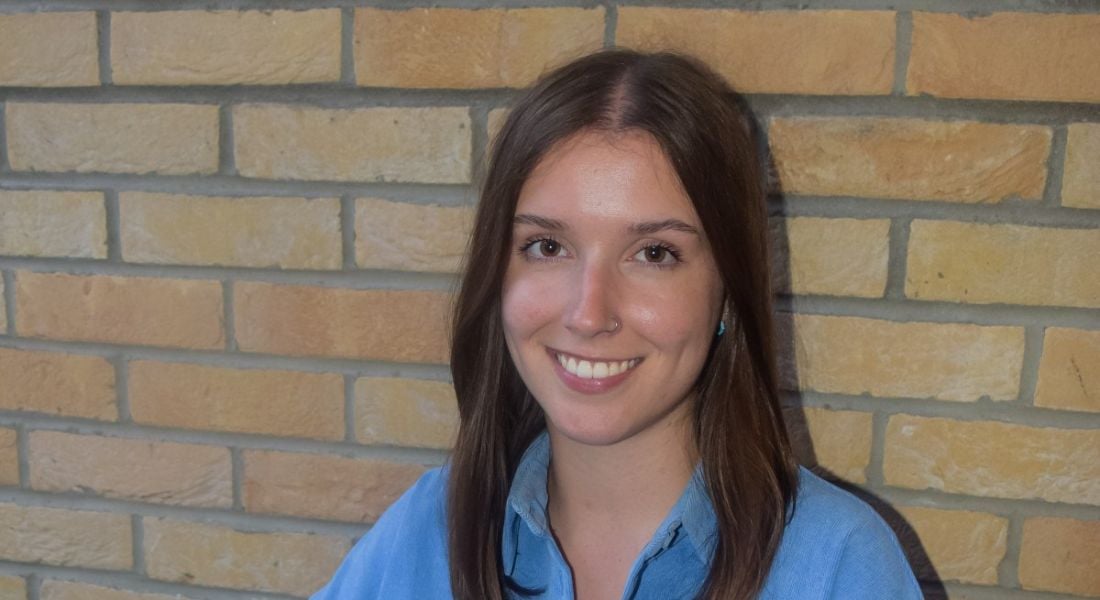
[717,320,726,337]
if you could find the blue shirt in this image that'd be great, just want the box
[313,432,922,599]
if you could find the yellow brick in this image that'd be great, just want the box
[355,377,458,449]
[770,217,890,298]
[0,191,106,258]
[906,221,1100,309]
[779,314,1024,402]
[1063,123,1100,210]
[120,192,341,269]
[784,408,871,483]
[112,9,340,85]
[16,271,224,349]
[356,198,473,273]
[896,506,1007,585]
[908,12,1100,103]
[29,431,231,507]
[234,104,471,183]
[0,503,131,569]
[618,9,894,95]
[487,108,510,151]
[0,12,98,86]
[0,428,17,486]
[41,581,179,600]
[243,450,425,523]
[1019,517,1100,597]
[0,348,116,420]
[770,117,1050,202]
[1035,328,1100,413]
[235,282,450,363]
[884,415,1100,505]
[355,8,603,88]
[0,575,25,599]
[129,361,344,440]
[144,518,348,596]
[6,103,219,175]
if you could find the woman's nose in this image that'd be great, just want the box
[564,260,620,337]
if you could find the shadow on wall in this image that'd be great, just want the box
[745,90,944,597]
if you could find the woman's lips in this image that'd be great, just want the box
[545,348,642,394]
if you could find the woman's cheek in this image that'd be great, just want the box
[502,269,563,336]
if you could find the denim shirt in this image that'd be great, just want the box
[313,432,922,599]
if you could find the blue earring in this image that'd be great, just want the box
[717,320,726,337]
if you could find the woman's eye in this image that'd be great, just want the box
[520,237,566,259]
[635,244,680,266]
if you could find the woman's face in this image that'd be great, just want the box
[502,129,724,450]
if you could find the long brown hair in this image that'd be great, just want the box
[448,48,798,600]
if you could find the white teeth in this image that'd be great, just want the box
[557,353,639,379]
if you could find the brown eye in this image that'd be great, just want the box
[644,245,667,262]
[539,239,561,257]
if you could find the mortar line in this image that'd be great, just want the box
[892,11,913,96]
[218,105,237,176]
[866,411,888,488]
[2,270,14,336]
[222,280,237,352]
[96,10,112,86]
[0,101,9,172]
[999,513,1025,589]
[341,6,356,86]
[883,218,911,300]
[131,514,146,576]
[26,573,40,600]
[344,374,357,443]
[1042,124,1068,208]
[340,194,357,269]
[231,447,244,510]
[16,423,29,489]
[468,104,490,187]
[104,189,121,262]
[114,355,132,422]
[1017,325,1045,407]
[603,2,617,48]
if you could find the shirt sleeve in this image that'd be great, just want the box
[310,468,449,600]
[825,511,924,600]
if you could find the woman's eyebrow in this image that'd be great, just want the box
[513,213,567,230]
[513,214,699,236]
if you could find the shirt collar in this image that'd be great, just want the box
[503,430,717,565]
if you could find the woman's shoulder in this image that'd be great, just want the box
[310,466,451,599]
[761,467,922,599]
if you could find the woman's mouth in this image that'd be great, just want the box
[546,348,643,393]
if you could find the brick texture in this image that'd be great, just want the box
[769,117,1050,202]
[129,361,344,440]
[243,450,425,522]
[0,12,98,86]
[355,8,604,89]
[908,12,1100,103]
[355,377,459,449]
[884,415,1100,505]
[28,431,231,507]
[355,198,474,273]
[6,103,219,175]
[111,10,341,85]
[120,192,342,269]
[1035,328,1100,414]
[1018,517,1100,597]
[16,272,224,349]
[0,576,25,599]
[0,428,17,486]
[784,407,872,483]
[40,581,179,600]
[233,104,471,183]
[906,221,1100,309]
[1063,123,1100,210]
[618,9,895,95]
[0,504,131,569]
[778,314,1024,402]
[0,348,116,420]
[896,506,1007,585]
[234,281,450,363]
[770,217,890,298]
[144,518,349,596]
[0,191,106,258]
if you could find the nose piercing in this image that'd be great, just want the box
[609,318,621,332]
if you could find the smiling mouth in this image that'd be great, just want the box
[550,349,642,380]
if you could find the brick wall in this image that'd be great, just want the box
[0,2,1097,599]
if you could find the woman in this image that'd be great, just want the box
[314,49,921,600]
